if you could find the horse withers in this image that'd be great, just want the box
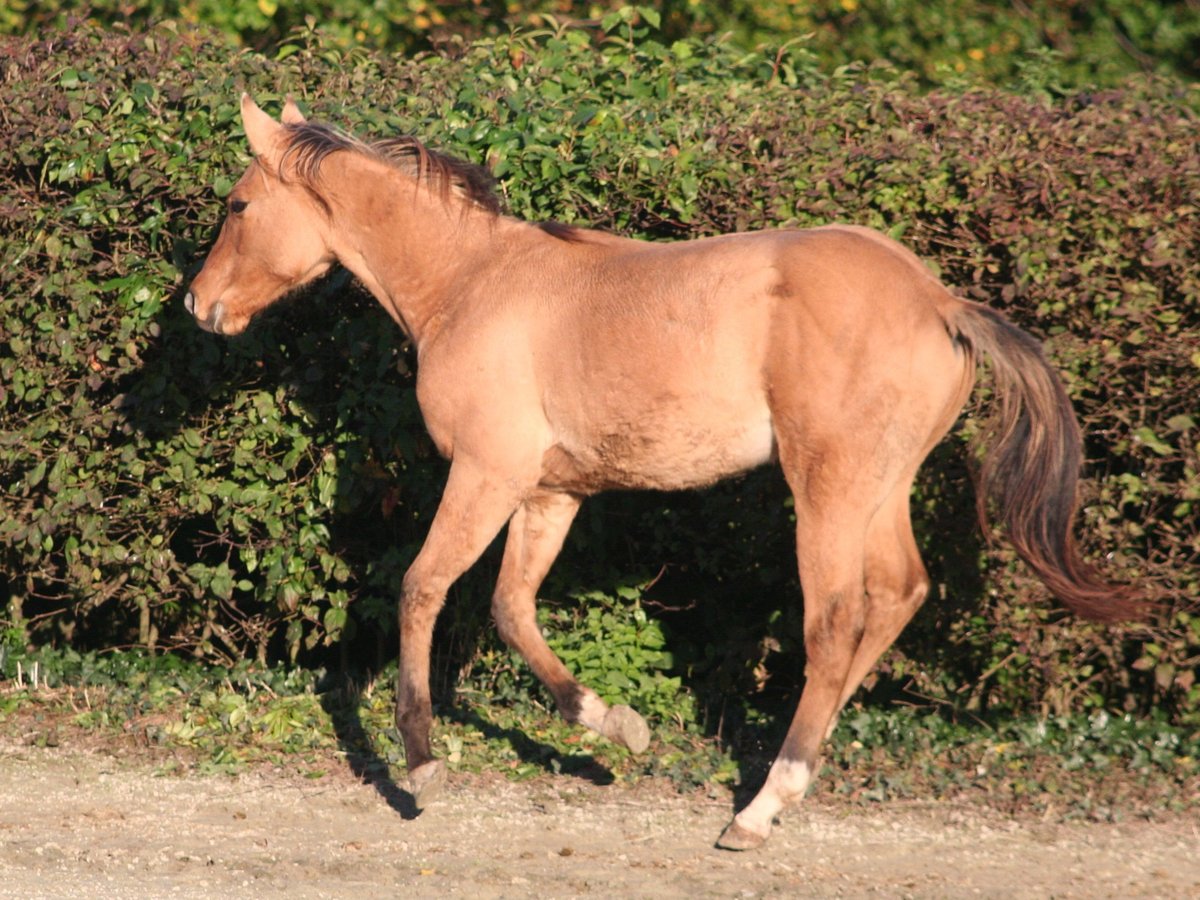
[185,96,1140,850]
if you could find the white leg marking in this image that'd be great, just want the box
[576,689,610,732]
[733,758,812,839]
[575,689,649,752]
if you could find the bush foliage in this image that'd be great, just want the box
[1,21,1197,731]
[4,0,1198,88]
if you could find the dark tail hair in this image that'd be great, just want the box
[949,301,1143,622]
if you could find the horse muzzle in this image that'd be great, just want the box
[184,291,225,334]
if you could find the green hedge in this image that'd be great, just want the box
[3,1,1198,88]
[1,22,1197,727]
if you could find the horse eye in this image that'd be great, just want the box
[229,199,248,214]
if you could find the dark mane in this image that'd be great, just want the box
[536,220,587,243]
[280,121,502,216]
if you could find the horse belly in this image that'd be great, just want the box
[633,411,778,489]
[543,401,776,493]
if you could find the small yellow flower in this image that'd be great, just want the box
[968,48,986,62]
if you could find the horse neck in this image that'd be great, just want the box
[320,153,500,345]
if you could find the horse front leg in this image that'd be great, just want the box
[491,490,649,753]
[395,460,525,808]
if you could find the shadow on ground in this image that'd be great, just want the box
[317,671,618,820]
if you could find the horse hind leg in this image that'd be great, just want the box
[827,481,930,739]
[717,461,874,851]
[717,479,931,851]
[492,490,650,753]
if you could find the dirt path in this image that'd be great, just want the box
[1,739,1197,899]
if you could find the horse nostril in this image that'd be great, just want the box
[210,301,226,335]
[184,291,196,316]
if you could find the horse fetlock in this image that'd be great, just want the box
[601,704,650,753]
[572,690,650,753]
[717,759,808,851]
[408,759,447,810]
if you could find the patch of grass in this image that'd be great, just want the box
[0,647,1195,822]
[815,705,1200,821]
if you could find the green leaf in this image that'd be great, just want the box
[1166,414,1195,432]
[600,10,623,32]
[323,606,347,636]
[638,6,661,29]
[1132,427,1173,456]
[25,460,47,489]
[210,564,234,601]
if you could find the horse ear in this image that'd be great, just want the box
[281,96,307,125]
[241,93,285,163]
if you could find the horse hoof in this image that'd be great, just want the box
[603,704,650,753]
[408,759,447,809]
[715,819,768,851]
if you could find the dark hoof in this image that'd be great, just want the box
[715,819,768,851]
[408,759,447,810]
[602,705,650,753]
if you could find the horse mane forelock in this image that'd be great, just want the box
[280,122,502,216]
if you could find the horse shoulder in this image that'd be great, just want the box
[413,304,549,463]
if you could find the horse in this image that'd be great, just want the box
[185,95,1140,850]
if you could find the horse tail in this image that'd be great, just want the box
[946,300,1143,622]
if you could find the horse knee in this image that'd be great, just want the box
[401,565,451,606]
[398,573,452,642]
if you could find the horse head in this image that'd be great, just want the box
[185,95,336,335]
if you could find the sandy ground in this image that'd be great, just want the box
[1,739,1198,899]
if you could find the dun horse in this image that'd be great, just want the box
[186,96,1139,850]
